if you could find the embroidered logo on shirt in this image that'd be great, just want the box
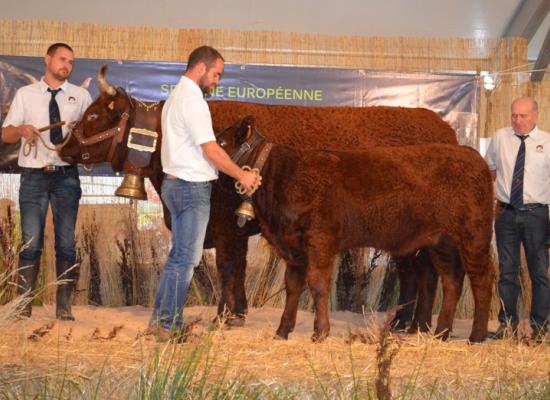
[536,144,544,153]
[68,96,76,103]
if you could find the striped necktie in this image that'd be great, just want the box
[47,88,63,144]
[509,134,528,208]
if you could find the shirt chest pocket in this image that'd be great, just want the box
[526,151,547,177]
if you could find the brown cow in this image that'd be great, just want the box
[57,66,165,214]
[58,66,459,331]
[216,116,494,343]
[207,101,458,331]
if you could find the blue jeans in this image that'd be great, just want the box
[19,167,81,265]
[495,205,550,328]
[151,178,212,330]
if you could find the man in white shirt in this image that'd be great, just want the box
[2,43,92,320]
[485,96,550,340]
[150,45,257,341]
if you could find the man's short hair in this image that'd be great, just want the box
[186,46,224,71]
[46,43,74,56]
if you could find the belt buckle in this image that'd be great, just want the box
[43,165,58,173]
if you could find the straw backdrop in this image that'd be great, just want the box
[1,20,548,136]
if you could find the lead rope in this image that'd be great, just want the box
[233,125,272,197]
[234,166,262,196]
[22,121,67,158]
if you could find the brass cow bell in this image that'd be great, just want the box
[115,173,147,200]
[235,198,255,228]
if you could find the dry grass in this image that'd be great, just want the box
[1,304,550,398]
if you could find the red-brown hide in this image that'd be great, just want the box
[58,66,165,225]
[218,117,494,343]
[58,66,460,330]
[207,101,458,328]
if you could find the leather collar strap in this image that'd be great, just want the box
[231,129,266,166]
[107,109,130,162]
[252,142,273,173]
[229,125,274,174]
[69,106,130,162]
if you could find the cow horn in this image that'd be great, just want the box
[23,73,38,84]
[98,64,116,96]
[243,116,255,140]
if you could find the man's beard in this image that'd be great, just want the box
[199,82,213,95]
[198,74,214,95]
[52,68,70,82]
[199,84,210,94]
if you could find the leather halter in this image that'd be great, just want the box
[218,122,273,173]
[68,89,131,164]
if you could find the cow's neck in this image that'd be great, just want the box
[231,128,274,176]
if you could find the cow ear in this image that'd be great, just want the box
[244,125,254,142]
[241,115,255,142]
[243,115,255,126]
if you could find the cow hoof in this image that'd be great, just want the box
[408,323,430,334]
[468,333,487,343]
[435,329,451,341]
[406,326,418,334]
[391,320,408,332]
[211,314,246,329]
[274,333,288,340]
[419,325,431,333]
[209,316,233,331]
[226,316,246,327]
[311,333,328,343]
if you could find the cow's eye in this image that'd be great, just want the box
[218,139,226,148]
[87,113,98,121]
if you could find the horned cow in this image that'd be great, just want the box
[58,66,462,331]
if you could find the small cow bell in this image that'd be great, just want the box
[235,198,255,228]
[115,173,147,200]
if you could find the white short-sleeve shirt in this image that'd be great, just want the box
[485,126,550,204]
[161,75,218,181]
[2,78,92,168]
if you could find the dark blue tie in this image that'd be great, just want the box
[509,134,528,208]
[48,88,63,144]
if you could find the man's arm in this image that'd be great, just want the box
[1,89,39,143]
[201,141,258,191]
[1,125,39,143]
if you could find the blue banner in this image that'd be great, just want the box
[0,55,479,173]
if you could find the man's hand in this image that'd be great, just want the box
[17,125,40,140]
[202,141,264,193]
[2,124,39,144]
[237,169,261,192]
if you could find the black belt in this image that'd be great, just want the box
[22,165,77,174]
[498,201,547,211]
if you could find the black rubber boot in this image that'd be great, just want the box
[56,261,76,321]
[16,260,40,318]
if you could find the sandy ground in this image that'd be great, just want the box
[0,304,503,343]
